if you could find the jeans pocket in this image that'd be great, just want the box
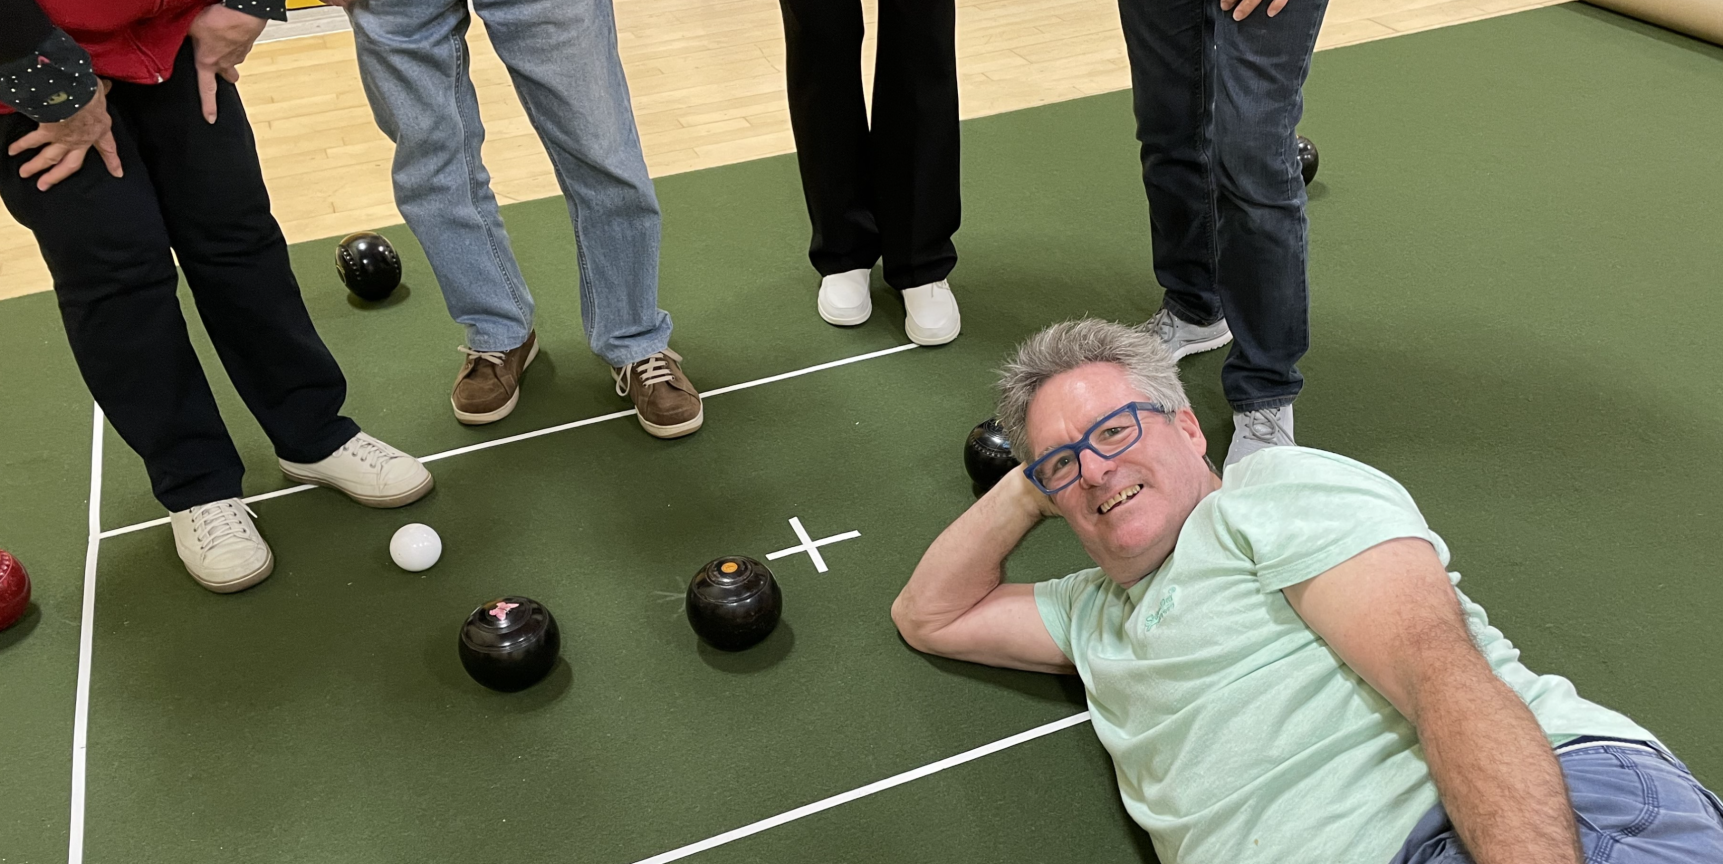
[1645,744,1723,827]
[1564,749,1661,839]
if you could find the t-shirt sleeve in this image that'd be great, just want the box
[1214,448,1449,594]
[1034,568,1102,661]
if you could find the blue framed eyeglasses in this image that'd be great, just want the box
[1022,401,1171,494]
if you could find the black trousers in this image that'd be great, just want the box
[0,42,358,512]
[778,0,960,290]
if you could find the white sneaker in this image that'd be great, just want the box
[1225,405,1295,468]
[170,499,274,593]
[817,268,872,326]
[902,280,961,346]
[279,432,434,508]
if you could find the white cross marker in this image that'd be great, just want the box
[765,517,860,574]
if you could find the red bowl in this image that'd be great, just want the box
[0,550,31,632]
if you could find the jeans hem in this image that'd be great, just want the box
[465,328,535,354]
[1160,297,1225,329]
[603,332,674,370]
[1229,395,1297,413]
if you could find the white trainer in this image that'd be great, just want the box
[902,280,961,346]
[170,499,274,593]
[279,432,434,508]
[817,268,872,326]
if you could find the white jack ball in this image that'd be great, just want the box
[390,523,442,572]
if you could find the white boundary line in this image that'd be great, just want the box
[94,343,921,540]
[68,403,105,864]
[630,712,1093,864]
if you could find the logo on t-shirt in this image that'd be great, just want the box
[1141,586,1178,634]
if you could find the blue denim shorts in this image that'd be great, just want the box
[1391,739,1723,863]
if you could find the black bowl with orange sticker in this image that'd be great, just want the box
[686,556,782,652]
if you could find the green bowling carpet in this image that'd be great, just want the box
[1,5,1720,862]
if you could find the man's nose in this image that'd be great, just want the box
[1077,447,1115,487]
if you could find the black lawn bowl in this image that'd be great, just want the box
[964,418,1018,496]
[458,596,562,692]
[336,231,403,302]
[686,556,782,652]
[1297,135,1319,185]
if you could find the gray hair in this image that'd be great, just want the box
[996,318,1190,457]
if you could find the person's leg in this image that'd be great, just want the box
[473,0,670,368]
[1118,0,1222,329]
[348,0,536,354]
[1389,744,1723,863]
[474,0,699,438]
[778,0,880,279]
[1562,744,1723,860]
[1386,801,1468,864]
[119,43,360,465]
[1209,0,1326,413]
[869,0,959,291]
[1,87,277,592]
[0,105,245,514]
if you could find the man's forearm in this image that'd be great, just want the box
[892,474,1045,637]
[1414,663,1582,864]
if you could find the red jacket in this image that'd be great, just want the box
[37,0,211,85]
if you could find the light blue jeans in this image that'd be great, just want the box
[1392,741,1723,863]
[348,0,672,366]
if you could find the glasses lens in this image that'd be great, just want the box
[1033,450,1080,490]
[1088,412,1143,456]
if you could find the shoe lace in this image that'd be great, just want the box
[612,349,682,397]
[1238,409,1283,445]
[458,345,506,368]
[192,500,258,552]
[1148,309,1177,342]
[341,435,400,470]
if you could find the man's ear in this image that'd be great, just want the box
[1173,407,1206,454]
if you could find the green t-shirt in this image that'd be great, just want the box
[1034,447,1652,864]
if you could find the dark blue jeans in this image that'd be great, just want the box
[1119,0,1327,411]
[1393,742,1723,863]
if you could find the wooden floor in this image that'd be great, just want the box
[0,0,1564,300]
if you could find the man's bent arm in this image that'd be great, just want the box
[1284,539,1582,864]
[892,469,1073,674]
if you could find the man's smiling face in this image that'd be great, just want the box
[1024,362,1217,585]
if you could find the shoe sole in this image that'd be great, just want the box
[639,406,704,439]
[192,548,275,594]
[1169,330,1232,361]
[906,310,961,347]
[280,465,436,509]
[453,338,541,425]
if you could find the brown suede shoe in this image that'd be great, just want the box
[452,331,539,425]
[611,348,703,438]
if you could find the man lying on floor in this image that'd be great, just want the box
[892,319,1723,864]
